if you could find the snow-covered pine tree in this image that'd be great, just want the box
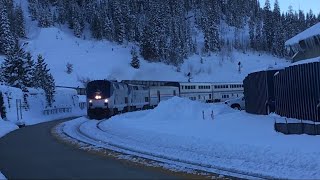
[262,0,273,52]
[272,0,285,57]
[112,0,125,44]
[0,3,16,55]
[13,5,26,38]
[25,52,35,87]
[248,16,255,49]
[130,47,140,69]
[102,13,114,41]
[28,0,38,21]
[71,4,84,38]
[90,14,103,40]
[0,43,30,109]
[37,0,53,27]
[1,43,25,88]
[33,54,55,107]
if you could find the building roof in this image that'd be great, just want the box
[285,22,320,46]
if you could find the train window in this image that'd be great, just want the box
[181,86,184,89]
[145,97,149,102]
[173,90,176,96]
[214,85,217,89]
[209,94,212,99]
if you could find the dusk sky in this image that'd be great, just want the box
[259,0,320,14]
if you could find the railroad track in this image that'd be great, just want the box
[55,119,276,180]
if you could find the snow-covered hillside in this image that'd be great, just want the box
[0,0,291,87]
[0,27,289,87]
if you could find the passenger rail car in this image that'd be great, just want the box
[165,82,244,103]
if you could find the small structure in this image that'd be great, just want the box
[243,67,281,115]
[285,22,320,62]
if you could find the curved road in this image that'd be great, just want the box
[0,117,177,179]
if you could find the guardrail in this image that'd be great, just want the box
[43,107,72,115]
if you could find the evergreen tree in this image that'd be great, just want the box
[33,54,55,107]
[37,0,53,27]
[13,5,26,38]
[272,0,285,57]
[130,47,140,69]
[0,3,16,55]
[262,0,274,51]
[1,43,27,89]
[112,0,125,44]
[0,43,31,109]
[25,52,35,87]
[0,92,6,119]
[28,0,38,21]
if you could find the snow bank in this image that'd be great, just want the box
[0,119,18,138]
[285,22,320,46]
[0,85,85,126]
[0,171,6,180]
[84,97,320,179]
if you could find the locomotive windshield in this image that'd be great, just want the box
[86,80,111,99]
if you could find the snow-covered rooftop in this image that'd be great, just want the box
[290,56,320,66]
[285,22,320,46]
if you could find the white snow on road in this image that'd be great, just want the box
[63,97,320,179]
[0,120,18,138]
[0,171,7,179]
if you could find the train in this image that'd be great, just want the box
[86,80,244,119]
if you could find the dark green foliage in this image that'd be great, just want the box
[0,92,6,119]
[130,47,140,69]
[25,0,320,62]
[33,54,55,107]
[0,2,16,55]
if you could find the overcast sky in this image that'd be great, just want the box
[259,0,320,14]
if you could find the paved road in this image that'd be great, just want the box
[0,117,177,179]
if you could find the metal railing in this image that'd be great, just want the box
[43,107,72,115]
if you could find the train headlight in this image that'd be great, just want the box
[104,99,108,103]
[95,95,102,100]
[89,100,93,103]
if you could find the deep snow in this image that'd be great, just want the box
[63,97,320,179]
[0,119,18,138]
[0,171,6,180]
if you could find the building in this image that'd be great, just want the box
[285,22,320,62]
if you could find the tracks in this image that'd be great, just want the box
[54,119,276,180]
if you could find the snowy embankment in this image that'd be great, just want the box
[63,97,320,179]
[0,172,6,180]
[0,120,18,138]
[0,85,86,138]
